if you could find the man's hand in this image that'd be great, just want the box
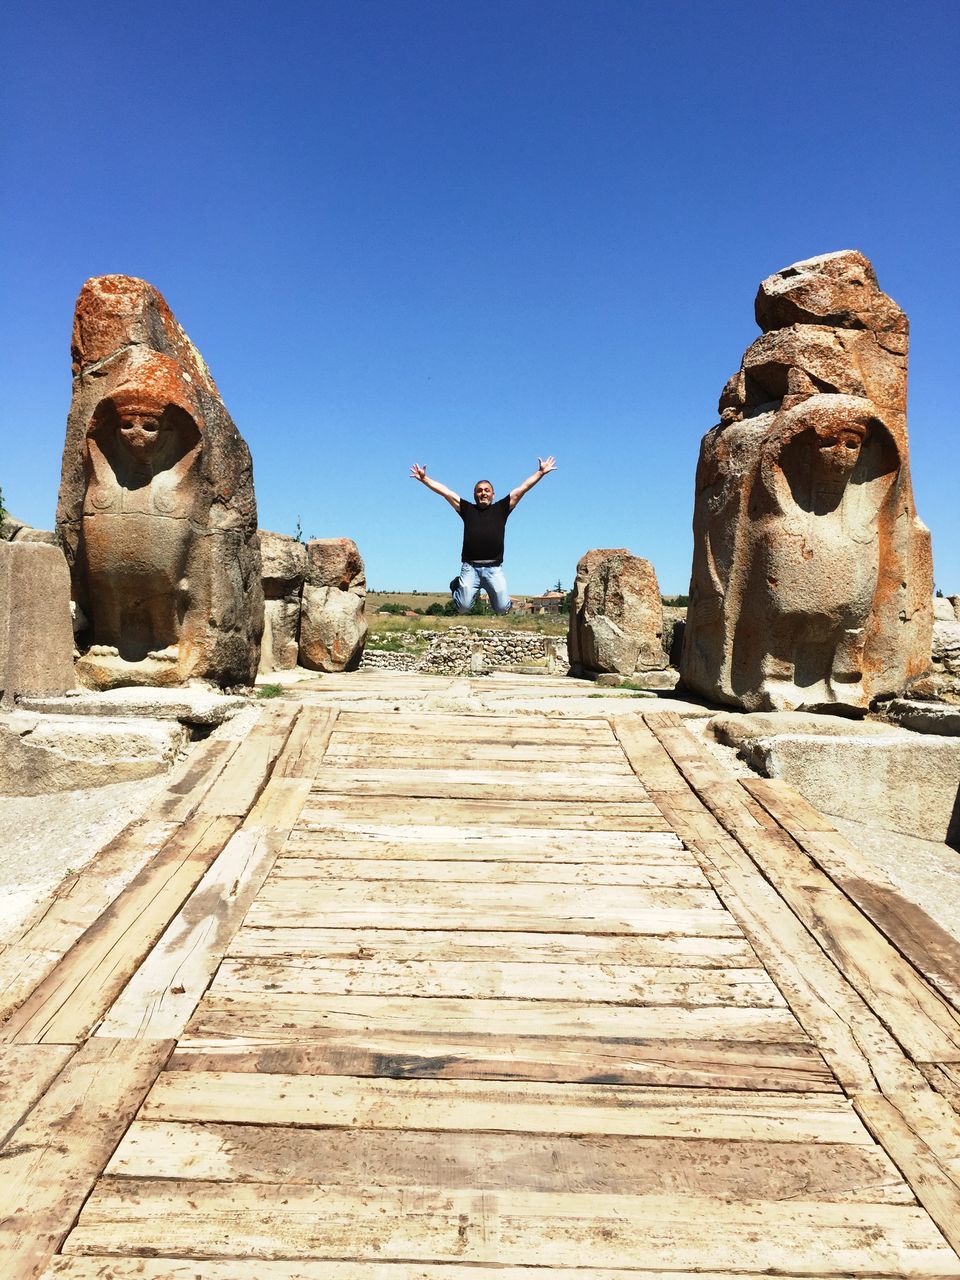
[509,455,558,509]
[410,463,461,512]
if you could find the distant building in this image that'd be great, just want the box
[524,590,567,614]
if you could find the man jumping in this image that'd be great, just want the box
[410,457,558,614]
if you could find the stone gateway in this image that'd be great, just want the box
[56,276,264,690]
[680,251,932,712]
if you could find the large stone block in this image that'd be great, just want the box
[0,542,76,705]
[568,548,667,675]
[56,276,264,690]
[258,531,308,673]
[681,251,932,712]
[298,538,367,672]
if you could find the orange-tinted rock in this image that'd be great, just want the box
[299,538,367,672]
[56,276,263,690]
[568,548,667,675]
[681,251,932,712]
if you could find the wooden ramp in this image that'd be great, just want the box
[4,693,960,1276]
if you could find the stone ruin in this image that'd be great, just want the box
[56,276,264,690]
[1,541,75,708]
[258,534,367,673]
[681,251,933,712]
[568,548,668,676]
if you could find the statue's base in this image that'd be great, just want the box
[75,652,183,691]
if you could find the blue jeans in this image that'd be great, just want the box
[453,562,512,615]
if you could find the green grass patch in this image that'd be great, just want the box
[257,683,285,698]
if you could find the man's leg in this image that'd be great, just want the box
[453,563,480,614]
[480,565,512,615]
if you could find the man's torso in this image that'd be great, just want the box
[459,496,511,564]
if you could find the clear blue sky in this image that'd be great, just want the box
[2,0,958,594]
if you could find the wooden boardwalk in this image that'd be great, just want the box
[5,678,960,1276]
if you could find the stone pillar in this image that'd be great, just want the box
[258,531,308,673]
[1,542,76,707]
[681,251,933,712]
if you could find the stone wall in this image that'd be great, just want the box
[361,628,549,675]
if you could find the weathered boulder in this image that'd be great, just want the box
[258,531,308,673]
[934,596,957,622]
[299,538,367,671]
[1,542,76,706]
[56,276,264,690]
[568,549,668,675]
[933,620,960,675]
[0,711,186,795]
[681,251,932,712]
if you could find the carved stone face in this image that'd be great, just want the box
[816,423,866,479]
[117,410,165,461]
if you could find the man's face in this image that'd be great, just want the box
[474,481,494,507]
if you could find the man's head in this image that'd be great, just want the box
[473,480,494,507]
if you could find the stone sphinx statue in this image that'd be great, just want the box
[57,276,263,688]
[680,251,932,712]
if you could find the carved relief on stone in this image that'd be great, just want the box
[680,251,932,712]
[56,276,263,689]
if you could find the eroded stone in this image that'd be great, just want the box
[1,542,76,705]
[568,549,668,676]
[56,276,264,690]
[299,538,367,672]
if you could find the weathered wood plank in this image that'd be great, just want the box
[0,816,239,1045]
[105,1119,907,1200]
[140,1073,866,1141]
[310,767,646,801]
[242,777,313,832]
[196,703,300,817]
[39,1264,928,1280]
[270,855,706,887]
[95,830,286,1041]
[213,956,784,1006]
[167,1033,837,1090]
[0,1044,74,1144]
[272,707,339,778]
[745,774,960,1014]
[325,738,629,764]
[227,926,759,967]
[182,993,807,1044]
[0,1038,172,1280]
[645,715,960,1063]
[62,1183,959,1273]
[285,823,683,859]
[299,799,672,830]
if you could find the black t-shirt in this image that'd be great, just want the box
[459,496,512,564]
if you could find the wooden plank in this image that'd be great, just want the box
[0,1044,74,1144]
[310,766,646,802]
[0,815,238,1045]
[270,855,708,887]
[299,799,672,830]
[0,1037,172,1280]
[95,830,286,1041]
[245,880,735,936]
[183,993,807,1044]
[62,1183,960,1273]
[745,774,960,1013]
[613,714,916,1094]
[645,715,960,1063]
[272,706,339,778]
[286,822,684,859]
[196,703,300,817]
[227,926,759,968]
[213,956,784,1006]
[140,1072,865,1141]
[242,776,313,831]
[325,738,629,764]
[168,1034,837,1090]
[105,1119,907,1200]
[325,753,637,778]
[855,1091,960,1254]
[39,1264,929,1280]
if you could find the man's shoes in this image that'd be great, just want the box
[449,577,459,595]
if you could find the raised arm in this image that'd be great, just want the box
[508,456,557,510]
[410,463,461,513]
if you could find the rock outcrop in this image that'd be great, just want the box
[1,542,76,706]
[299,538,367,671]
[56,276,264,690]
[681,251,932,712]
[568,549,668,675]
[259,531,308,673]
